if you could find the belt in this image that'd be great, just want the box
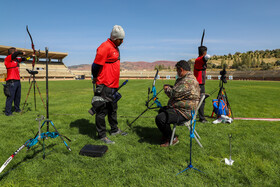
[6,79,20,83]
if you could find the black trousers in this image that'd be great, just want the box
[95,101,118,139]
[199,84,206,120]
[5,80,21,115]
[155,108,186,139]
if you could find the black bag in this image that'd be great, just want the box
[88,84,107,116]
[3,83,11,97]
[89,96,106,115]
[79,144,108,157]
[113,91,122,103]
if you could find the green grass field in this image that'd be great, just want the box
[0,79,279,186]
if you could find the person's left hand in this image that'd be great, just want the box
[92,78,97,84]
[164,84,172,92]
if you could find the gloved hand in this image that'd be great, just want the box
[92,76,97,84]
[204,54,211,61]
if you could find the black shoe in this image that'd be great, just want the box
[199,119,208,123]
[5,113,13,116]
[15,110,22,113]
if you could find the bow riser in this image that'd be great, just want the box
[146,68,162,108]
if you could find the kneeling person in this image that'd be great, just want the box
[155,60,200,147]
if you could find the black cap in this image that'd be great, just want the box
[198,46,207,56]
[175,60,191,71]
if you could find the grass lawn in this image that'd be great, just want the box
[0,79,279,186]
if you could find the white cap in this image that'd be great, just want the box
[110,25,125,40]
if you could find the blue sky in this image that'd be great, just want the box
[1,0,279,66]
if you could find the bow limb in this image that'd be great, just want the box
[26,25,36,70]
[152,68,159,88]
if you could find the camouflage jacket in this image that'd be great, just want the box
[165,72,200,120]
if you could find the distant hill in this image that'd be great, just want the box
[207,49,280,70]
[121,60,176,71]
[68,60,177,71]
[68,49,280,71]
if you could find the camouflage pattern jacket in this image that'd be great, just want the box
[165,71,200,120]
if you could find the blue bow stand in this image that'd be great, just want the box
[177,110,204,175]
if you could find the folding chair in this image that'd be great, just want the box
[170,95,205,147]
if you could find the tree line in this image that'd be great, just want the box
[208,49,280,70]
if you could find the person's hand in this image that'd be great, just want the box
[22,52,26,56]
[163,84,172,92]
[92,77,97,84]
[204,54,211,60]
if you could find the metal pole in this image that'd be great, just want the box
[33,75,36,110]
[189,122,192,165]
[45,47,49,131]
[229,134,232,160]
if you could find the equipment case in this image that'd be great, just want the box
[79,144,108,157]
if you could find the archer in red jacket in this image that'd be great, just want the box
[4,47,26,116]
[194,46,210,123]
[90,25,125,144]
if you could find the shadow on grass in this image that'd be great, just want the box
[1,105,32,115]
[69,119,97,139]
[0,143,56,181]
[133,125,161,145]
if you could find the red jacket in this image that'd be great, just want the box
[5,55,22,81]
[194,55,207,85]
[94,39,120,88]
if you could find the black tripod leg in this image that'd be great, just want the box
[49,120,71,151]
[21,81,34,113]
[211,85,223,118]
[33,80,36,111]
[35,81,46,110]
[223,88,233,118]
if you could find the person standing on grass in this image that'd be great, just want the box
[194,46,210,123]
[90,25,125,144]
[4,47,27,116]
[155,60,200,147]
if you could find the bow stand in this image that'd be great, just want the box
[126,68,163,128]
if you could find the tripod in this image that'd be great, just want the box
[32,47,71,159]
[177,109,204,175]
[211,75,233,118]
[21,69,46,113]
